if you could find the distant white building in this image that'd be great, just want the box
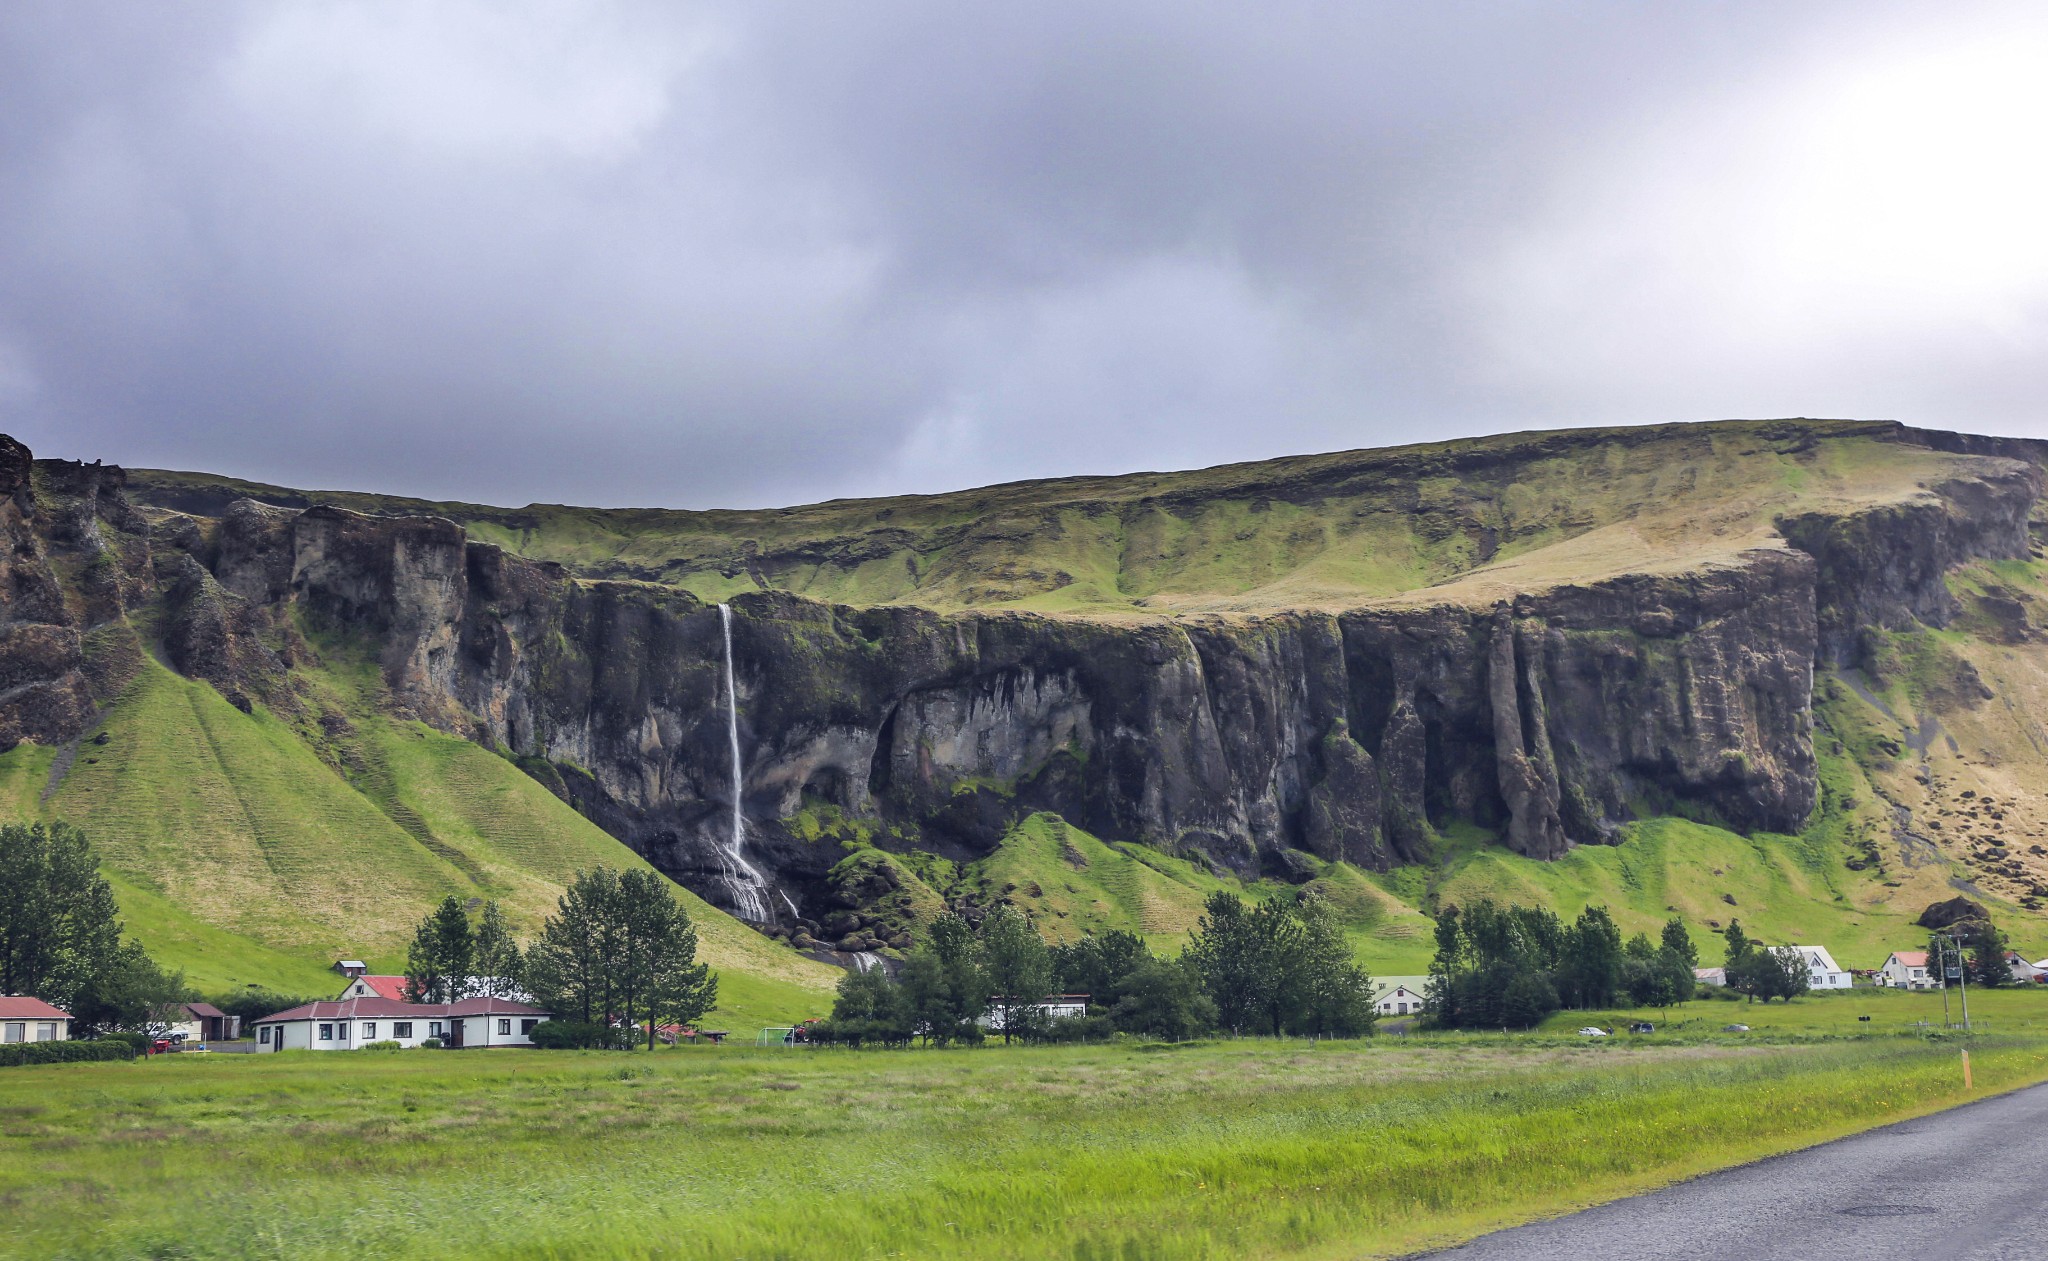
[2008,952,2048,984]
[1877,951,1937,990]
[978,995,1090,1029]
[0,996,70,1043]
[252,996,550,1051]
[1787,945,1852,990]
[1372,977,1431,1017]
[1694,967,1727,987]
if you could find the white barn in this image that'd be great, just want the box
[253,996,550,1051]
[1372,977,1431,1017]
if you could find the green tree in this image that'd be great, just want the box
[405,895,477,1004]
[0,821,122,1006]
[1049,929,1150,1008]
[1965,919,2012,988]
[1425,899,1565,1030]
[977,905,1054,1043]
[1188,891,1297,1036]
[1558,906,1623,1009]
[1291,888,1376,1037]
[826,965,910,1047]
[526,869,622,1024]
[1110,957,1216,1041]
[470,900,525,998]
[1660,918,1699,970]
[900,914,988,1045]
[617,869,717,1048]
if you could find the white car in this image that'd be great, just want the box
[1577,1027,1608,1038]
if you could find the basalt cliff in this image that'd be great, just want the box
[13,419,2048,958]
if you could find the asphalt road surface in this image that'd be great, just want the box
[1431,1080,2048,1260]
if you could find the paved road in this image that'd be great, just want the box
[1432,1081,2048,1260]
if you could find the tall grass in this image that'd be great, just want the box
[4,1034,2043,1260]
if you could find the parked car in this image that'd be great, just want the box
[1577,1027,1608,1038]
[1722,1023,1750,1032]
[1628,1022,1654,1034]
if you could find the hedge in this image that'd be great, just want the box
[0,1038,140,1067]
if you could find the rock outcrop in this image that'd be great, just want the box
[3,424,2041,927]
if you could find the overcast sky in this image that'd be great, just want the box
[5,2,2048,509]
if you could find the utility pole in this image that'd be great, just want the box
[1937,934,1954,1029]
[1958,934,1972,1032]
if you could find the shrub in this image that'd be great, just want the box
[98,1031,152,1053]
[360,1040,404,1051]
[0,1038,139,1067]
[420,1038,443,1049]
[528,1020,621,1050]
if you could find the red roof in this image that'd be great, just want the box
[343,975,410,1000]
[1890,951,1930,967]
[254,995,550,1023]
[0,996,71,1020]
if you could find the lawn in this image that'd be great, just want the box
[6,1026,2048,1260]
[1534,982,2048,1038]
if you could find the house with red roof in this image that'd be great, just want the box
[1878,950,1938,989]
[252,995,552,1051]
[0,996,71,1044]
[338,974,410,1001]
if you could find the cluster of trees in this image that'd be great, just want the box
[0,822,186,1034]
[1427,901,1700,1029]
[818,889,1376,1047]
[1720,921,1811,1003]
[1928,915,2014,989]
[402,868,717,1050]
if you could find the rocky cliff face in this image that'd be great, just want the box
[5,427,2041,932]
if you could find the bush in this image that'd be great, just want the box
[420,1037,443,1049]
[528,1020,622,1050]
[0,1038,139,1067]
[1025,1013,1116,1044]
[98,1031,152,1053]
[360,1040,404,1051]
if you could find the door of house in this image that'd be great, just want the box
[447,1018,463,1049]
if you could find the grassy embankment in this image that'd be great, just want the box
[5,1007,2048,1260]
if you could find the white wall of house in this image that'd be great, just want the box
[257,1016,457,1051]
[1788,946,1852,989]
[1878,955,1937,989]
[0,1020,66,1042]
[456,1014,544,1047]
[1373,985,1427,1016]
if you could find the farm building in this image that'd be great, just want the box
[1694,967,1727,987]
[252,996,551,1051]
[1877,951,1937,989]
[166,1002,238,1043]
[0,996,70,1043]
[1786,946,1852,990]
[1372,981,1428,1016]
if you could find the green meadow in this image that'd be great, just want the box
[6,1023,2048,1260]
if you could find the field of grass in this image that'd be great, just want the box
[1534,983,2048,1038]
[5,1026,2048,1260]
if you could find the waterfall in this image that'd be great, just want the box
[850,951,881,974]
[717,604,771,922]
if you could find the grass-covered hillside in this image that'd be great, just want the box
[6,625,838,1027]
[128,418,2014,614]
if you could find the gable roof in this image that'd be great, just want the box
[0,996,71,1020]
[255,995,552,1024]
[1888,951,1930,967]
[343,975,410,1001]
[180,1002,227,1019]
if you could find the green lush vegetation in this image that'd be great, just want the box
[5,1024,2048,1259]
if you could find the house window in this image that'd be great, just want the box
[394,1022,413,1038]
[363,1022,377,1039]
[259,1027,272,1045]
[318,1023,334,1041]
[497,1019,511,1036]
[429,1022,443,1038]
[2,1023,21,1043]
[520,1019,538,1035]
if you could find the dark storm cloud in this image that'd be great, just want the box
[2,2,2044,508]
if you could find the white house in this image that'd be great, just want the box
[0,996,71,1043]
[2008,952,2048,984]
[337,974,409,1001]
[977,995,1090,1029]
[1878,951,1937,990]
[1371,977,1431,1017]
[252,996,551,1051]
[1787,945,1852,990]
[1694,967,1728,987]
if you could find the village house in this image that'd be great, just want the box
[166,1001,238,1043]
[1787,945,1852,989]
[0,996,71,1043]
[337,973,410,1001]
[2007,952,2048,984]
[977,995,1090,1030]
[1694,966,1728,987]
[1372,979,1429,1017]
[252,996,551,1051]
[1878,950,1937,989]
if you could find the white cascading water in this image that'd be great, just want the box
[850,951,881,974]
[717,604,772,922]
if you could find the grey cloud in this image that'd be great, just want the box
[1,1,2041,508]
